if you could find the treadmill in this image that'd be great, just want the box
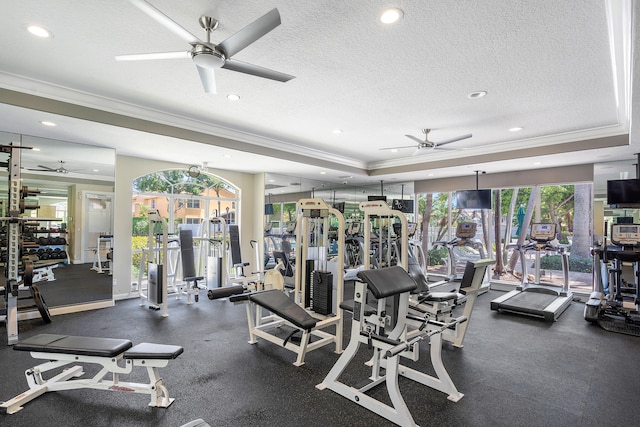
[491,223,572,321]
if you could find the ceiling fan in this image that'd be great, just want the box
[28,161,71,174]
[381,129,472,155]
[116,0,295,94]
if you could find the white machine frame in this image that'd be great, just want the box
[237,198,345,366]
[317,267,464,427]
[0,334,182,414]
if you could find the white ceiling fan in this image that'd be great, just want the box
[116,0,295,94]
[28,160,71,174]
[380,128,472,155]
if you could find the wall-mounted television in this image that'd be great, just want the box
[367,195,387,202]
[391,199,414,213]
[456,189,492,210]
[607,179,640,208]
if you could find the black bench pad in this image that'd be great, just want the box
[124,342,184,360]
[357,266,418,299]
[249,290,318,330]
[13,334,132,358]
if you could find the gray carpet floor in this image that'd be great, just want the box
[1,288,639,427]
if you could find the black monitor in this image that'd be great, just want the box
[391,199,414,213]
[456,189,492,210]
[367,195,387,202]
[332,202,345,213]
[607,179,640,208]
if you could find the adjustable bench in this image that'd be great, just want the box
[1,333,183,414]
[231,289,340,366]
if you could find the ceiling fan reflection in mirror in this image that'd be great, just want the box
[380,128,472,155]
[28,161,71,174]
[116,0,295,94]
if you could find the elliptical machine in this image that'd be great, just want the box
[585,223,640,335]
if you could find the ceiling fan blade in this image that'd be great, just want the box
[222,59,294,82]
[196,65,217,93]
[115,51,191,61]
[404,135,424,144]
[129,0,201,44]
[436,133,472,146]
[37,165,56,171]
[379,145,416,151]
[218,8,281,58]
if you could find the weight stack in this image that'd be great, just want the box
[311,270,333,315]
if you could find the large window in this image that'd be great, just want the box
[130,169,239,284]
[418,183,593,293]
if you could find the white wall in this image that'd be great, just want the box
[113,155,263,299]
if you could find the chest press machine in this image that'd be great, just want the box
[1,333,183,414]
[317,266,466,427]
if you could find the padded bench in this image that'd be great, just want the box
[232,289,342,366]
[1,333,183,414]
[249,289,318,331]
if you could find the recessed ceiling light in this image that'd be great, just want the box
[40,120,56,126]
[467,91,487,99]
[32,147,41,152]
[223,154,232,158]
[380,8,404,24]
[268,179,275,183]
[227,94,240,101]
[391,149,399,153]
[332,129,343,134]
[27,25,52,38]
[428,173,434,177]
[509,127,523,132]
[533,162,542,166]
[320,171,326,175]
[93,169,99,172]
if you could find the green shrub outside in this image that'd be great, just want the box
[540,254,592,273]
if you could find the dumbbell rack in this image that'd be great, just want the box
[22,221,69,281]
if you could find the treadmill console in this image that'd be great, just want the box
[456,222,477,239]
[347,222,362,236]
[610,224,640,246]
[285,222,297,234]
[530,223,556,242]
[407,222,417,237]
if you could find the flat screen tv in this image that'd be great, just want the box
[391,199,414,213]
[367,195,387,202]
[332,202,345,213]
[607,179,640,208]
[456,189,492,210]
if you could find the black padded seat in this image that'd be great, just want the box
[124,342,184,360]
[357,266,417,299]
[249,289,318,331]
[13,334,132,358]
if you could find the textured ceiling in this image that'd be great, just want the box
[0,0,637,187]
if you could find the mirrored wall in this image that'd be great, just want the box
[0,131,115,311]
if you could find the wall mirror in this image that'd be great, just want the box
[0,131,115,315]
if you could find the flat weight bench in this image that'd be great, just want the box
[1,333,183,414]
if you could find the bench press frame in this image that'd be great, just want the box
[241,296,341,366]
[1,334,182,414]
